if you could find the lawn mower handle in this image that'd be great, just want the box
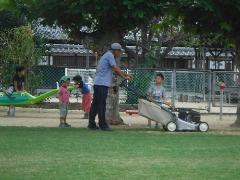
[119,79,172,107]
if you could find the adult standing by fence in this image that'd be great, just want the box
[88,43,132,131]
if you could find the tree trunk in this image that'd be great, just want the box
[233,106,240,127]
[231,44,240,127]
[140,24,149,64]
[105,74,123,125]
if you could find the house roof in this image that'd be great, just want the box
[33,24,233,59]
[160,47,195,57]
[33,22,138,41]
[33,22,68,40]
[45,44,93,55]
[45,44,233,60]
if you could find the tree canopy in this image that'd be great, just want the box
[168,0,240,125]
[169,0,240,48]
[0,10,26,30]
[14,0,169,49]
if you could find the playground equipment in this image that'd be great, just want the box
[0,87,74,106]
[0,89,59,106]
[120,80,209,132]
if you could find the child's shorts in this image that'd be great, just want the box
[82,93,92,113]
[60,103,68,117]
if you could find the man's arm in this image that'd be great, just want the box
[112,65,132,80]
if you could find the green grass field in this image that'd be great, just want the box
[0,127,240,180]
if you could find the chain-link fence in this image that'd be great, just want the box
[34,66,239,110]
[119,69,211,110]
[212,71,240,107]
[35,66,65,90]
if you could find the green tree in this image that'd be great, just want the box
[169,0,240,126]
[15,0,170,124]
[0,10,26,30]
[0,0,15,11]
[16,0,167,50]
[124,16,190,67]
[169,0,240,66]
[0,25,42,93]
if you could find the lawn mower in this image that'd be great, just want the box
[120,80,209,132]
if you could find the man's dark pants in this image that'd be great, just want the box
[89,85,109,128]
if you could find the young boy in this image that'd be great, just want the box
[59,76,71,128]
[7,65,26,116]
[72,75,92,119]
[148,73,171,128]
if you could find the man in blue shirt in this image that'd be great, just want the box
[89,43,132,131]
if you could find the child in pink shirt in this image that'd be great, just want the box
[59,76,71,128]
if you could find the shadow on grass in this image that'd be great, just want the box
[1,125,240,136]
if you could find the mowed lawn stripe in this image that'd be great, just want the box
[0,127,240,180]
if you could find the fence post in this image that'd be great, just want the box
[220,90,223,120]
[172,69,176,109]
[202,72,206,101]
[207,71,212,112]
[212,72,216,107]
[86,46,90,68]
[219,82,225,120]
[64,68,67,76]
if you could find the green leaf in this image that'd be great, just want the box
[220,22,232,32]
[0,0,14,11]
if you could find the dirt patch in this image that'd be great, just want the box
[0,107,238,134]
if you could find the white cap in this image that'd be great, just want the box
[111,43,124,52]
